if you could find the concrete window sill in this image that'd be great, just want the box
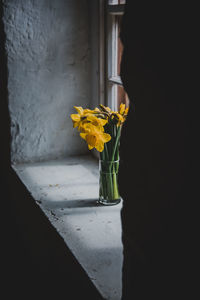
[13,155,123,300]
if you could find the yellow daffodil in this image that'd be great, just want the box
[71,106,93,129]
[70,113,81,128]
[116,113,124,125]
[70,103,130,204]
[86,114,108,127]
[74,106,94,115]
[70,106,85,128]
[119,103,129,117]
[110,112,124,126]
[71,106,108,131]
[110,103,129,126]
[74,106,84,115]
[119,103,126,115]
[71,113,92,130]
[80,123,111,152]
[70,103,129,153]
[99,104,112,114]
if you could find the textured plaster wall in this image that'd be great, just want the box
[3,0,91,163]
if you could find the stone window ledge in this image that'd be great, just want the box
[12,155,123,300]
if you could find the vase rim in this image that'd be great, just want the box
[99,159,119,163]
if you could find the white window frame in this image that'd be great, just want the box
[99,1,125,111]
[99,0,106,106]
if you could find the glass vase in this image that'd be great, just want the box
[98,160,121,205]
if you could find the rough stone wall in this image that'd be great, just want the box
[3,0,91,163]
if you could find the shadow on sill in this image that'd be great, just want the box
[41,198,100,209]
[2,166,105,300]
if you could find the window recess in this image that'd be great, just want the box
[105,0,129,111]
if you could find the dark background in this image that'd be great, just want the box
[119,1,198,299]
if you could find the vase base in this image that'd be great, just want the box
[97,197,121,206]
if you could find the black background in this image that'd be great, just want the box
[119,1,198,299]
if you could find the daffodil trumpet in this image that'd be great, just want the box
[70,103,129,205]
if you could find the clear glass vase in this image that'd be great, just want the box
[98,160,121,205]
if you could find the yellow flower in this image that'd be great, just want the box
[99,104,112,114]
[71,105,109,131]
[74,106,84,115]
[125,107,129,115]
[116,113,124,124]
[109,103,129,126]
[86,114,108,127]
[80,123,111,152]
[119,103,126,115]
[119,103,129,117]
[71,106,94,129]
[110,112,124,127]
[70,106,84,128]
[74,106,94,115]
[71,113,81,128]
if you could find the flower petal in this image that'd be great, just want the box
[119,103,125,115]
[74,106,84,115]
[86,114,97,122]
[99,104,111,113]
[96,141,104,152]
[86,134,97,147]
[71,114,80,122]
[86,114,108,127]
[84,109,93,114]
[125,107,129,115]
[73,122,79,128]
[102,133,111,143]
[98,118,108,126]
[80,133,87,140]
[88,144,94,150]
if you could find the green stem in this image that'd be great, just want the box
[113,172,119,199]
[99,124,121,202]
[109,166,113,199]
[104,143,109,161]
[111,126,121,162]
